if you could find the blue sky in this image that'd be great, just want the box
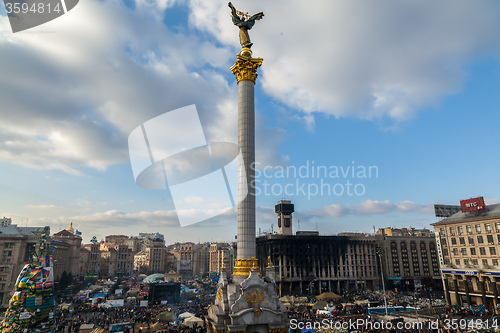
[1,0,500,244]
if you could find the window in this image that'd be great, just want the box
[483,259,489,266]
[496,222,500,232]
[455,259,460,265]
[453,248,459,255]
[493,259,499,266]
[450,227,456,236]
[468,237,475,245]
[472,259,478,265]
[461,248,467,255]
[467,225,472,234]
[464,259,469,266]
[2,251,11,257]
[486,223,492,233]
[471,248,477,255]
[480,247,486,255]
[459,237,465,245]
[476,224,482,233]
[442,238,447,246]
[443,249,449,256]
[444,259,450,265]
[451,238,457,245]
[4,243,13,248]
[440,228,445,236]
[458,226,463,235]
[478,236,484,244]
[488,235,494,244]
[490,247,496,255]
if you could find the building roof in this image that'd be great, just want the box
[54,229,75,237]
[431,203,500,226]
[0,225,48,238]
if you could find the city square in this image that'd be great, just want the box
[1,0,500,332]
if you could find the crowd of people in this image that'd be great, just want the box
[47,281,495,333]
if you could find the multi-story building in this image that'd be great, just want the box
[146,244,167,273]
[432,198,500,313]
[134,250,148,273]
[52,224,83,278]
[84,243,102,276]
[376,227,442,291]
[209,243,235,275]
[0,225,49,308]
[0,217,12,228]
[257,232,379,296]
[196,243,210,277]
[169,242,209,278]
[256,201,380,296]
[105,235,129,244]
[138,233,165,251]
[79,247,90,276]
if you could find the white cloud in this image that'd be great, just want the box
[323,204,350,217]
[25,204,61,210]
[189,0,500,123]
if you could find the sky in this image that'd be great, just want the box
[1,0,500,244]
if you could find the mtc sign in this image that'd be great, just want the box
[460,197,485,213]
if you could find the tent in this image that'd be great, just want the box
[179,312,195,319]
[316,292,342,301]
[279,296,296,304]
[354,300,369,306]
[184,316,204,327]
[312,301,328,310]
[156,311,176,323]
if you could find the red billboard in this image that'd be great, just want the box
[460,197,485,213]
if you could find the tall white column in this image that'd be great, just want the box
[237,80,255,260]
[230,51,262,274]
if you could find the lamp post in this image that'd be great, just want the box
[376,246,388,315]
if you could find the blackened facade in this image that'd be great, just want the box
[256,234,379,296]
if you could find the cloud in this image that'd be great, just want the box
[30,207,239,243]
[25,204,62,210]
[323,204,350,217]
[0,0,288,175]
[189,0,500,123]
[295,200,433,220]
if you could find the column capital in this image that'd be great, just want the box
[230,54,263,84]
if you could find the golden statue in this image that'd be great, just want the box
[228,2,264,49]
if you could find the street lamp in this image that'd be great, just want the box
[376,246,388,315]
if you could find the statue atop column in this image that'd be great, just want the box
[228,2,264,49]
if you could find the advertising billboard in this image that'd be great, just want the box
[460,197,485,213]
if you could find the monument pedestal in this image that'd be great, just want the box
[207,267,289,333]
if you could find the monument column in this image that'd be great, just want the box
[231,49,263,277]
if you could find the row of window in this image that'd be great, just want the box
[443,234,500,246]
[445,247,496,256]
[447,258,499,267]
[442,223,500,236]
